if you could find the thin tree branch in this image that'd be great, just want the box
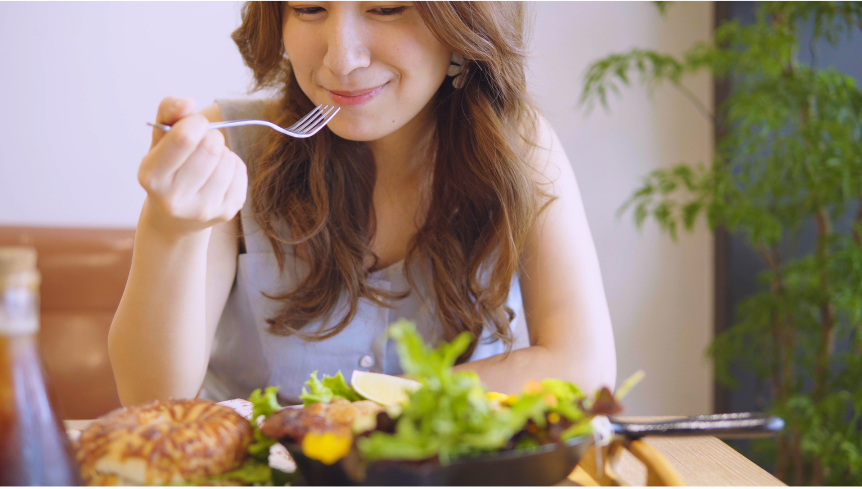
[671,80,716,122]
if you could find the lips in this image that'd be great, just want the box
[327,82,388,107]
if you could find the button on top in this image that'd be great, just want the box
[359,354,375,368]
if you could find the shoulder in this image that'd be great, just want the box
[522,110,574,195]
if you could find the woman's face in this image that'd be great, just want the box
[282,1,452,141]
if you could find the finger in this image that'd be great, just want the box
[197,150,237,221]
[221,155,249,219]
[151,97,197,149]
[140,114,211,188]
[170,129,226,196]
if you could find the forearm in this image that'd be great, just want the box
[108,200,211,405]
[453,342,616,396]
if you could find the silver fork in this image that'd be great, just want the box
[147,104,340,139]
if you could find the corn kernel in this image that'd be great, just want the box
[301,431,353,465]
[523,380,544,396]
[486,391,509,402]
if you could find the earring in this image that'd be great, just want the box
[448,53,466,89]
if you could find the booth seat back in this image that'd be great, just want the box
[0,226,134,419]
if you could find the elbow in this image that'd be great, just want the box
[552,338,617,396]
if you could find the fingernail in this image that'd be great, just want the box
[173,98,187,110]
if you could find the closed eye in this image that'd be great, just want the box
[292,6,326,18]
[369,6,406,16]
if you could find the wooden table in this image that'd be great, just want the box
[566,417,784,486]
[65,417,784,486]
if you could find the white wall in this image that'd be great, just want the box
[0,2,252,227]
[527,2,714,416]
[0,2,713,415]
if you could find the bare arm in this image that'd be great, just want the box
[454,116,617,395]
[108,100,246,405]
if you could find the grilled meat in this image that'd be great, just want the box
[261,399,384,442]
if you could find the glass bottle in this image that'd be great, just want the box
[0,246,81,485]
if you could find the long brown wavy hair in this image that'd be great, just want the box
[231,1,550,361]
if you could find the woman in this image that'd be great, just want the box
[109,1,616,406]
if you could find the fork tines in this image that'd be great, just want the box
[290,104,339,135]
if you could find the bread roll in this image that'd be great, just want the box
[75,399,253,485]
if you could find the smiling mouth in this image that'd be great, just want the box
[327,82,388,107]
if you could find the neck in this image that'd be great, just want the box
[366,102,435,189]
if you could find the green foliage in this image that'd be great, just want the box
[654,2,673,16]
[357,320,591,465]
[299,370,364,406]
[248,386,283,463]
[582,2,862,485]
[182,458,276,486]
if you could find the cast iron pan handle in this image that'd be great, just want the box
[610,412,785,440]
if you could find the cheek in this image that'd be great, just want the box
[327,45,449,141]
[401,47,449,87]
[387,61,447,127]
[283,27,325,97]
[393,25,451,88]
[388,36,450,109]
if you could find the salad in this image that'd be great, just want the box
[254,319,642,473]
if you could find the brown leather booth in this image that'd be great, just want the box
[0,226,134,419]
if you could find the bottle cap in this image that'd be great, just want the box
[0,246,37,275]
[0,246,39,335]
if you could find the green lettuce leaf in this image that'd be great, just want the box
[540,379,588,422]
[299,370,363,406]
[356,320,637,465]
[541,378,586,405]
[561,419,594,440]
[247,387,282,463]
[200,458,273,486]
[250,386,282,419]
[615,370,645,401]
[360,320,535,464]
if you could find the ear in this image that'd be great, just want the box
[448,53,465,77]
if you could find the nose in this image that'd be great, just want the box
[322,9,371,77]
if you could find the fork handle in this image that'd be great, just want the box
[611,412,784,440]
[147,122,173,131]
[147,120,263,131]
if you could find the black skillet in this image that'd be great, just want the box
[281,412,784,486]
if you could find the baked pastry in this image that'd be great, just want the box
[75,398,253,485]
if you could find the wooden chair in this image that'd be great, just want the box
[0,226,134,419]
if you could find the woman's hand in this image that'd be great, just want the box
[139,97,248,239]
[109,98,243,405]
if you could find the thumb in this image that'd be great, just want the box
[150,97,197,149]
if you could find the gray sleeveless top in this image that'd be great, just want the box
[202,98,530,404]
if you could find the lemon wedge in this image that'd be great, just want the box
[350,370,421,406]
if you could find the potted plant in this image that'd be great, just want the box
[579,2,862,485]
